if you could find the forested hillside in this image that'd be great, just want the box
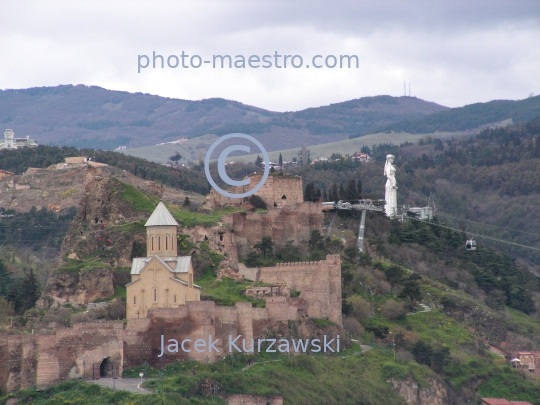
[0,85,446,150]
[350,95,540,138]
[290,118,540,264]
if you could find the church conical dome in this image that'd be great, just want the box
[144,201,178,227]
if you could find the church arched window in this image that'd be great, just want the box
[151,237,154,251]
[154,289,157,302]
[158,236,161,250]
[165,236,168,250]
[174,294,177,303]
[134,296,136,305]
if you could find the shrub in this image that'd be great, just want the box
[344,245,359,261]
[380,300,407,320]
[248,195,267,209]
[343,317,364,338]
[347,296,371,319]
[395,350,415,364]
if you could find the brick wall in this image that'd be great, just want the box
[260,255,342,325]
[0,322,125,393]
[203,174,303,210]
[232,202,322,258]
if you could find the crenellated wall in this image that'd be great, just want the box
[259,255,342,325]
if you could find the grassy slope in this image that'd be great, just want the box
[226,130,474,164]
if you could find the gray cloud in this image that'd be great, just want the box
[0,0,538,111]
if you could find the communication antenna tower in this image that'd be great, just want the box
[428,192,437,212]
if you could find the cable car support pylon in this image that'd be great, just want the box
[322,199,386,253]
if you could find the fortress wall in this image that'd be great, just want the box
[0,322,125,392]
[203,174,304,211]
[232,202,322,258]
[20,336,38,391]
[237,263,260,282]
[266,297,293,323]
[0,336,8,393]
[235,302,254,346]
[260,255,342,325]
[53,323,124,383]
[216,306,239,352]
[123,319,152,368]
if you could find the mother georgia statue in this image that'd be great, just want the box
[384,154,398,217]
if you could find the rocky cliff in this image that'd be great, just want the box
[40,268,115,307]
[387,376,448,405]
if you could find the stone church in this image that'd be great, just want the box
[126,201,200,318]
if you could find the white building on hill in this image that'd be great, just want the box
[1,129,38,150]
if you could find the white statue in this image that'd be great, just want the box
[384,154,398,217]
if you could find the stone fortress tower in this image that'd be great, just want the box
[126,201,201,319]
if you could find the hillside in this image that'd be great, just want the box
[288,118,540,267]
[3,209,540,403]
[0,85,446,151]
[1,122,540,404]
[350,95,540,138]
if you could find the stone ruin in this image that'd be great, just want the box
[202,173,304,210]
[0,255,343,393]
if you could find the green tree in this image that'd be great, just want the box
[431,345,451,373]
[412,340,433,367]
[254,155,263,168]
[245,252,261,267]
[277,240,302,262]
[183,196,191,208]
[344,245,359,261]
[385,265,405,289]
[399,279,422,310]
[278,153,283,167]
[344,179,357,201]
[339,183,345,200]
[254,236,274,257]
[20,269,40,312]
[309,230,325,251]
[169,152,182,165]
[329,184,339,201]
[304,183,321,202]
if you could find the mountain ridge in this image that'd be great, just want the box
[350,95,540,138]
[0,85,447,150]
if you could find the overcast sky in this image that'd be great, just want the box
[1,0,539,111]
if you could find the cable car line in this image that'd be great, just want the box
[435,212,540,237]
[423,220,540,252]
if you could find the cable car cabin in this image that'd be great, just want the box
[466,239,477,251]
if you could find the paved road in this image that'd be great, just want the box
[88,378,154,394]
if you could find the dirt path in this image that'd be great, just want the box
[88,377,154,394]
